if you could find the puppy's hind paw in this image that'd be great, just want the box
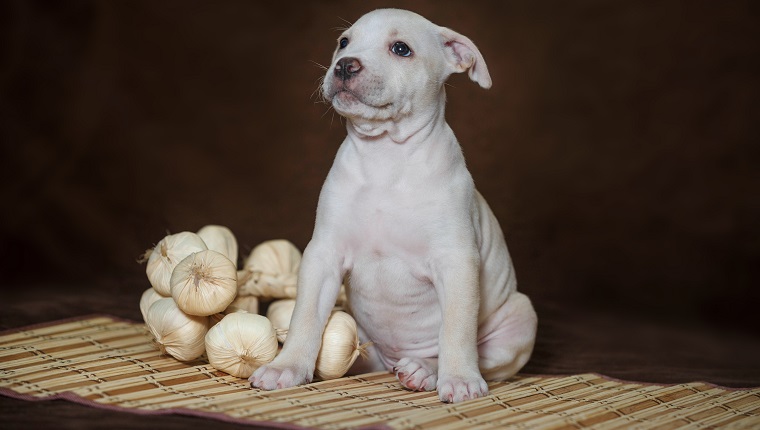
[393,357,437,392]
[249,363,312,391]
[437,374,489,403]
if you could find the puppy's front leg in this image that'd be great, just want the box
[249,242,342,390]
[434,249,489,403]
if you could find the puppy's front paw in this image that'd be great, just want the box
[437,374,489,403]
[394,357,437,392]
[249,363,312,391]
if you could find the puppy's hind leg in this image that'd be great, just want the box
[477,292,538,381]
[347,318,437,392]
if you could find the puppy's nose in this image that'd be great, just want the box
[334,57,362,81]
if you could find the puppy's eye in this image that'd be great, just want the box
[339,37,349,49]
[391,41,412,57]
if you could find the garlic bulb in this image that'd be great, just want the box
[197,225,238,268]
[139,287,167,322]
[205,312,278,378]
[145,298,208,362]
[315,311,368,380]
[170,250,237,316]
[238,240,301,299]
[266,299,296,342]
[225,295,259,314]
[146,232,208,296]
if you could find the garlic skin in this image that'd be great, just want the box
[238,240,301,299]
[266,299,296,343]
[139,287,167,322]
[197,225,238,268]
[170,250,237,317]
[145,298,208,362]
[315,311,367,380]
[205,312,278,378]
[146,232,208,296]
[225,295,259,314]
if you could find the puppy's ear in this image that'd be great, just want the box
[439,27,492,89]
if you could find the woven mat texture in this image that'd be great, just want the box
[1,315,758,429]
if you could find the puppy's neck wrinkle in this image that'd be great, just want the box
[346,90,447,146]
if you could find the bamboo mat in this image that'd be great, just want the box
[1,315,759,429]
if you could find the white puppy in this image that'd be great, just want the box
[250,8,537,403]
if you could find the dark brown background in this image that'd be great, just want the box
[1,1,759,428]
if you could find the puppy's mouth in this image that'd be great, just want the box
[330,87,392,111]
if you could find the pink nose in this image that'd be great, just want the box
[334,57,362,81]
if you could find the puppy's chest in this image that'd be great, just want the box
[342,185,434,259]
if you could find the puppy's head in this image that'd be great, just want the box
[322,9,491,136]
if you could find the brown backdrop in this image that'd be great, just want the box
[1,1,758,345]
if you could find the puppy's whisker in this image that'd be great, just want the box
[310,82,321,101]
[313,93,330,105]
[336,16,353,29]
[309,60,328,71]
[321,105,334,120]
[311,77,329,104]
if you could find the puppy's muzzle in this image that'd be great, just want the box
[334,57,363,81]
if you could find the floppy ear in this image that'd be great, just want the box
[439,27,492,89]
